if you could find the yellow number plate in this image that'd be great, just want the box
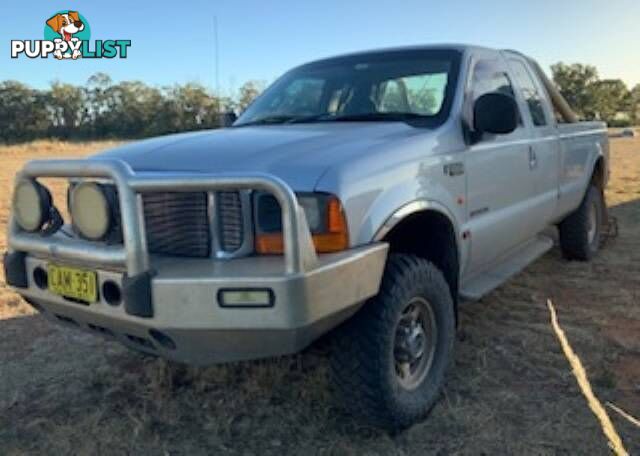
[48,264,98,303]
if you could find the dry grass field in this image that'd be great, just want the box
[0,137,638,455]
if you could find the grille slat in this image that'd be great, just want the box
[217,191,244,253]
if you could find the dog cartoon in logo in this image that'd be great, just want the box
[46,11,85,60]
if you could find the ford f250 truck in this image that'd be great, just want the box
[5,45,609,429]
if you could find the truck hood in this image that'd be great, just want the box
[92,123,427,191]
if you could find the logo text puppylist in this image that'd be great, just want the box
[11,11,131,60]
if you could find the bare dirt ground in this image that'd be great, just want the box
[0,138,638,455]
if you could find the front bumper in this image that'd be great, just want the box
[5,159,388,364]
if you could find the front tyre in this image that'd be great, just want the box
[559,185,604,261]
[330,254,455,430]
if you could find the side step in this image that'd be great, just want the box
[460,235,553,301]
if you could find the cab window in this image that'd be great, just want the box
[472,59,516,100]
[470,59,521,135]
[508,60,549,127]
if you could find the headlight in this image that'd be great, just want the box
[255,192,349,254]
[12,179,52,232]
[297,196,324,232]
[70,182,113,240]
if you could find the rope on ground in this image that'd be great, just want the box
[607,402,640,429]
[547,299,628,456]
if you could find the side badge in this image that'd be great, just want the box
[444,162,465,177]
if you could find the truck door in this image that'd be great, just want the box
[506,54,560,231]
[463,55,538,276]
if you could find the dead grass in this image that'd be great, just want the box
[0,138,639,455]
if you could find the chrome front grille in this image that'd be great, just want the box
[139,190,247,258]
[142,192,211,258]
[216,191,244,253]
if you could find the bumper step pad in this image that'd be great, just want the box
[123,270,154,318]
[3,251,28,288]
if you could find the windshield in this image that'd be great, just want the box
[235,49,461,128]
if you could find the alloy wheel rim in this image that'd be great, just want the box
[393,296,437,390]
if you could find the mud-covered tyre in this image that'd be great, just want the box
[559,185,604,261]
[330,254,455,430]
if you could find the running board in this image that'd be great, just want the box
[460,235,553,301]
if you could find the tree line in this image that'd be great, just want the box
[551,63,640,127]
[1,63,638,143]
[0,73,264,143]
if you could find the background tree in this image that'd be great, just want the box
[551,63,600,119]
[551,63,636,126]
[85,73,114,138]
[47,82,86,138]
[0,81,49,142]
[165,83,223,133]
[629,84,640,125]
[236,80,266,112]
[591,79,631,125]
[101,81,168,137]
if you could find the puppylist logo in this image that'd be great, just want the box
[11,11,131,60]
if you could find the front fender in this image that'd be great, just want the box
[317,152,469,271]
[355,156,466,246]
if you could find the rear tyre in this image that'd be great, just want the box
[330,254,455,430]
[559,185,604,261]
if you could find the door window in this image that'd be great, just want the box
[469,59,522,137]
[471,59,516,101]
[508,60,548,127]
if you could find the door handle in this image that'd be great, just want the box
[528,146,538,170]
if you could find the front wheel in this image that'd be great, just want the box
[330,254,455,430]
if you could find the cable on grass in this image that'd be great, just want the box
[607,402,640,429]
[547,299,628,456]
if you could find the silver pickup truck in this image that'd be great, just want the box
[5,45,608,429]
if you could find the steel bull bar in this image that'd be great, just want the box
[5,159,389,363]
[7,159,319,315]
[10,159,318,273]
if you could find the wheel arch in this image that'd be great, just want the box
[374,203,461,319]
[590,155,606,191]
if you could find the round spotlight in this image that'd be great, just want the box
[70,182,112,240]
[12,179,51,232]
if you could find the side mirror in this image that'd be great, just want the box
[473,92,519,135]
[219,112,238,128]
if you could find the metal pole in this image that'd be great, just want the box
[213,16,220,102]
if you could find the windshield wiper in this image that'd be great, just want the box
[236,112,429,127]
[326,112,426,122]
[233,115,302,127]
[287,112,428,124]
